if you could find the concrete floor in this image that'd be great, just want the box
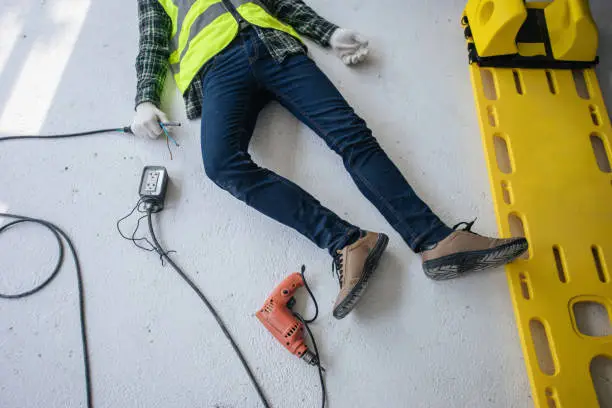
[0,0,610,407]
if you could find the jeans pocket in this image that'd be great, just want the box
[200,57,219,95]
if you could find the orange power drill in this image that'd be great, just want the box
[256,272,319,366]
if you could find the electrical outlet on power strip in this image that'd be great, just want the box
[144,172,160,193]
[139,166,168,211]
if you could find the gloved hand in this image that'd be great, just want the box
[329,28,369,65]
[131,102,169,139]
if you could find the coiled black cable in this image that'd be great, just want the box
[145,208,270,408]
[0,211,325,408]
[0,213,93,408]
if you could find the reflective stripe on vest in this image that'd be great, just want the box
[158,0,301,93]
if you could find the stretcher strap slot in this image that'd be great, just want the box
[545,387,559,408]
[591,245,609,283]
[552,245,567,283]
[544,387,561,408]
[494,133,513,173]
[508,213,529,259]
[589,105,600,126]
[481,69,498,100]
[591,356,612,407]
[590,133,611,173]
[545,70,557,94]
[501,180,512,204]
[487,105,498,127]
[573,69,590,99]
[530,319,557,376]
[513,69,524,95]
[519,272,531,300]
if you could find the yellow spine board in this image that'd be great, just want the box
[469,63,612,407]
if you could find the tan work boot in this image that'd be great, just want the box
[332,231,389,319]
[421,221,528,280]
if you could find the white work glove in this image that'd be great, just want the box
[329,28,369,65]
[131,102,169,139]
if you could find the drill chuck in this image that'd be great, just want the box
[301,350,319,366]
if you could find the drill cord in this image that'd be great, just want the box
[145,209,270,408]
[294,265,326,408]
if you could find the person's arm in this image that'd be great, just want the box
[132,0,171,139]
[135,0,171,109]
[260,0,338,47]
[261,0,369,65]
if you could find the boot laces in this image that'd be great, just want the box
[332,253,344,288]
[452,219,477,233]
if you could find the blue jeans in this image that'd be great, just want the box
[201,28,452,254]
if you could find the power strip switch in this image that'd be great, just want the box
[139,166,168,212]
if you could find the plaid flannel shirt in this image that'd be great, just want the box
[136,0,338,120]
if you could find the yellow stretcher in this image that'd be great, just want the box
[461,1,611,407]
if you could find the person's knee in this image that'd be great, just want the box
[203,151,228,185]
[203,151,255,200]
[329,113,375,151]
[335,128,379,156]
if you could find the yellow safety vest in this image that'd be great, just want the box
[157,0,302,93]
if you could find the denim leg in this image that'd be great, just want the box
[200,32,359,254]
[256,54,453,252]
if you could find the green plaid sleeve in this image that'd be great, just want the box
[260,0,338,47]
[135,0,172,109]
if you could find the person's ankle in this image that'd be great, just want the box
[417,225,454,253]
[334,229,365,253]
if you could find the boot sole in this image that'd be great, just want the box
[423,238,528,281]
[333,233,389,319]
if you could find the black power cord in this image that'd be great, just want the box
[0,125,178,158]
[145,207,271,408]
[0,209,324,408]
[116,197,159,254]
[0,205,267,408]
[293,265,326,408]
[0,127,131,142]
[0,213,93,408]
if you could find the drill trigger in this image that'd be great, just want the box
[287,296,296,310]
